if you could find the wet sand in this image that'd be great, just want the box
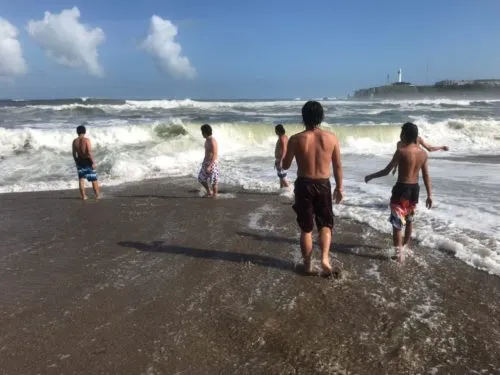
[1,178,500,375]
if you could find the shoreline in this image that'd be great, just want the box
[1,177,500,374]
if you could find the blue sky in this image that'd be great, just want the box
[1,0,500,99]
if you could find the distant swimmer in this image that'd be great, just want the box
[392,135,448,175]
[365,122,432,262]
[72,125,100,200]
[274,124,290,189]
[282,101,344,277]
[198,124,219,198]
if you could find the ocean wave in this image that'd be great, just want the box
[1,117,499,157]
[0,98,126,107]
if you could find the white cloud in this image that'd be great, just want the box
[141,15,196,79]
[26,7,105,77]
[0,18,28,77]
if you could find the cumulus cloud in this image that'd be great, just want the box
[141,15,196,79]
[0,18,28,77]
[26,7,105,77]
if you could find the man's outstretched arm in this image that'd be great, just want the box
[282,136,295,170]
[365,150,400,183]
[419,137,448,152]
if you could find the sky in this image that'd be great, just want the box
[1,0,500,99]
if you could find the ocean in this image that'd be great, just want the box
[1,97,499,276]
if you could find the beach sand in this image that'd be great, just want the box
[1,178,500,374]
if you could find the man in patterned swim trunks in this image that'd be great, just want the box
[365,122,433,262]
[282,101,344,276]
[198,124,219,198]
[72,125,100,200]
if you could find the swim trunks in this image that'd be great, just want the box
[77,165,97,182]
[389,182,419,230]
[277,167,287,179]
[198,161,220,185]
[293,177,334,232]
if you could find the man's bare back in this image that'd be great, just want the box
[72,137,94,167]
[396,143,428,184]
[204,136,218,166]
[285,128,341,180]
[275,134,288,161]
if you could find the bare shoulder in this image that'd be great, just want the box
[418,147,428,161]
[323,129,338,144]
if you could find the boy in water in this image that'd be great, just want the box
[392,136,448,175]
[274,124,289,188]
[365,122,432,262]
[198,124,219,197]
[72,125,100,200]
[282,101,344,276]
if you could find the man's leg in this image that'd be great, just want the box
[403,221,413,247]
[300,231,314,273]
[92,180,100,199]
[79,178,87,200]
[281,178,289,189]
[200,181,212,196]
[392,227,404,262]
[319,227,332,274]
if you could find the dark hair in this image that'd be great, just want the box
[76,125,86,135]
[302,101,324,129]
[275,124,285,135]
[201,124,212,136]
[401,122,418,144]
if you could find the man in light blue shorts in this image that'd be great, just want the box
[274,124,290,188]
[72,125,100,200]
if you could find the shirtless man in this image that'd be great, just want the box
[392,136,448,175]
[72,125,100,200]
[282,101,344,276]
[198,124,219,197]
[274,124,289,188]
[365,122,432,262]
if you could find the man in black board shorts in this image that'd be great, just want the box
[282,101,344,276]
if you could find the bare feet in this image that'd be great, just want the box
[391,247,405,263]
[202,191,213,198]
[81,195,88,201]
[95,194,101,200]
[397,248,405,263]
[303,256,313,274]
[321,257,333,275]
[321,258,342,279]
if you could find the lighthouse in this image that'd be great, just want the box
[398,68,402,83]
